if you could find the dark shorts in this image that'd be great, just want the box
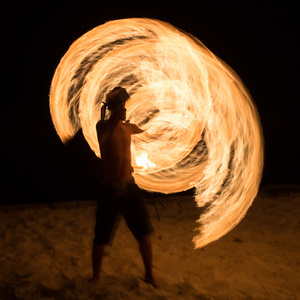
[94,181,153,245]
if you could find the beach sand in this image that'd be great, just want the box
[0,186,299,299]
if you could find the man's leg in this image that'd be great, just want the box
[138,234,157,287]
[91,186,119,285]
[90,243,105,284]
[122,183,156,286]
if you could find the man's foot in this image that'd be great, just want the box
[144,275,158,288]
[88,277,101,288]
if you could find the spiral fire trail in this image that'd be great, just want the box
[50,18,264,249]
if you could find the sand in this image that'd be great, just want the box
[0,186,299,300]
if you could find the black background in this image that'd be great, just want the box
[1,0,299,203]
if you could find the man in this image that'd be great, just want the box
[91,87,157,287]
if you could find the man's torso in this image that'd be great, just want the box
[97,122,134,185]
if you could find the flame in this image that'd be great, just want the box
[136,152,156,170]
[49,18,264,249]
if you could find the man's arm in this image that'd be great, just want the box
[96,121,108,157]
[127,123,145,134]
[127,123,157,141]
[96,120,108,134]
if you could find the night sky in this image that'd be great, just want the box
[1,0,299,203]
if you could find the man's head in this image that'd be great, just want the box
[101,87,130,121]
[105,87,130,110]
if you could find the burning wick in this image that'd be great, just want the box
[136,152,156,170]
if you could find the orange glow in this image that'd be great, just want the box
[49,18,264,249]
[136,152,156,170]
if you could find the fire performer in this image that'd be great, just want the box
[91,87,157,287]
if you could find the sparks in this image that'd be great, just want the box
[49,18,264,249]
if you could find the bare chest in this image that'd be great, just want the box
[100,125,131,155]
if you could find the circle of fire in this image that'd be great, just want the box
[50,18,264,249]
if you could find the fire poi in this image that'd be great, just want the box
[49,18,264,249]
